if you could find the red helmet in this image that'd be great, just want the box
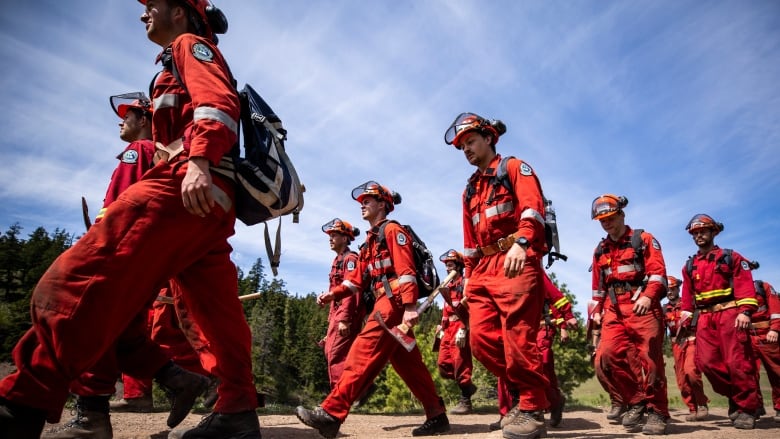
[444,112,503,148]
[685,213,724,235]
[322,218,359,241]
[667,275,680,289]
[591,194,628,220]
[351,181,401,213]
[138,0,227,42]
[110,92,152,119]
[439,249,464,265]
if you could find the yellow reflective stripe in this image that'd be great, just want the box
[553,297,569,309]
[735,297,758,307]
[95,207,107,220]
[694,287,732,302]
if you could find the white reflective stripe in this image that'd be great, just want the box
[592,290,605,298]
[398,275,417,285]
[154,93,179,110]
[485,202,514,218]
[616,264,638,274]
[472,213,480,226]
[520,208,545,225]
[770,313,780,319]
[194,106,238,135]
[464,248,479,258]
[604,268,612,276]
[374,258,392,269]
[647,274,666,283]
[342,279,359,293]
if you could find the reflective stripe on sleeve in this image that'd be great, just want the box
[342,279,359,293]
[398,274,417,285]
[194,106,238,135]
[154,93,179,110]
[520,208,545,225]
[464,248,480,258]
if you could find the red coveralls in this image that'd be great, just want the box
[663,300,708,413]
[592,227,669,417]
[0,33,256,422]
[320,220,444,422]
[680,246,759,413]
[324,249,364,389]
[436,275,474,389]
[750,280,780,412]
[463,154,549,412]
[537,274,574,412]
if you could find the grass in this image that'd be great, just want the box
[569,355,775,411]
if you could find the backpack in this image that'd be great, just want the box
[684,249,734,306]
[156,54,304,275]
[375,220,441,299]
[593,228,646,293]
[465,156,566,268]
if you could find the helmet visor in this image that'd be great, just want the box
[110,92,152,118]
[444,112,483,147]
[351,180,384,202]
[591,196,620,220]
[322,218,345,234]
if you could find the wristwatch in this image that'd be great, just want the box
[741,310,752,318]
[514,237,529,249]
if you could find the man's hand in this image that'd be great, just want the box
[679,311,693,328]
[403,303,419,328]
[767,330,778,343]
[317,291,335,306]
[735,312,751,330]
[632,296,651,315]
[338,321,350,336]
[182,157,214,217]
[565,317,578,329]
[559,327,569,343]
[504,243,527,278]
[592,311,602,326]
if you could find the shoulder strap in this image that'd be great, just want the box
[685,255,695,280]
[631,229,645,274]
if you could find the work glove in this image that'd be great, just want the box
[679,311,693,329]
[455,327,468,348]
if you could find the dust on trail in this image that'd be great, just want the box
[47,407,777,438]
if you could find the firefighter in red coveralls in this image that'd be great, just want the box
[444,112,549,439]
[491,273,577,431]
[590,194,669,435]
[435,249,477,415]
[749,279,780,423]
[42,95,211,439]
[0,2,261,438]
[320,218,364,390]
[296,181,449,438]
[663,275,709,422]
[680,213,759,430]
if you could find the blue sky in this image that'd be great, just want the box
[1,1,778,318]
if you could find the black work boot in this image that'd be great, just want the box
[606,403,627,421]
[641,409,667,435]
[154,362,209,428]
[489,416,503,431]
[202,377,219,409]
[0,398,46,439]
[295,406,340,439]
[621,402,646,430]
[169,411,261,439]
[549,392,565,427]
[502,410,546,439]
[42,396,112,439]
[412,412,450,436]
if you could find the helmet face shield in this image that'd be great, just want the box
[110,92,152,119]
[591,194,627,220]
[322,218,358,240]
[685,213,723,234]
[445,113,483,147]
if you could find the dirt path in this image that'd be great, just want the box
[46,406,777,438]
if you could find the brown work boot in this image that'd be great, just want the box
[411,412,450,436]
[622,403,646,430]
[0,398,46,439]
[169,411,261,439]
[500,406,522,428]
[733,411,755,429]
[641,410,667,435]
[606,403,627,421]
[42,397,112,439]
[502,410,546,439]
[774,409,780,423]
[695,405,709,420]
[449,397,473,415]
[155,362,210,428]
[295,406,340,439]
[109,395,153,413]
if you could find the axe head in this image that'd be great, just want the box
[373,311,416,352]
